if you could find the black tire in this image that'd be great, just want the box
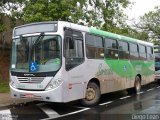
[80,82,101,106]
[134,76,141,94]
[157,80,160,85]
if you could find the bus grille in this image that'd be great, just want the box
[17,77,44,83]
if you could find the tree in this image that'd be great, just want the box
[24,0,149,41]
[135,6,160,44]
[0,0,26,18]
[2,0,147,42]
[22,0,131,30]
[22,0,85,23]
[82,0,131,30]
[110,25,149,41]
[0,13,5,32]
[0,0,26,28]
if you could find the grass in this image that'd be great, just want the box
[0,81,10,93]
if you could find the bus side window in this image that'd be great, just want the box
[64,37,74,57]
[118,41,129,59]
[104,38,118,59]
[85,34,104,59]
[129,43,139,60]
[139,45,147,60]
[64,29,84,70]
[147,46,154,60]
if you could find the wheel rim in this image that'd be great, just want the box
[85,87,96,101]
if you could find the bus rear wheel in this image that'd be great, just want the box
[157,80,160,85]
[134,76,141,94]
[80,82,100,106]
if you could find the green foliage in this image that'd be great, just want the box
[0,82,9,93]
[0,0,26,17]
[0,0,26,29]
[23,0,85,23]
[22,0,131,29]
[81,0,144,41]
[0,24,6,32]
[82,0,131,29]
[121,27,149,41]
[0,0,132,31]
[0,14,6,32]
[135,6,160,44]
[1,0,149,43]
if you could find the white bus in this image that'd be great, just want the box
[10,21,154,106]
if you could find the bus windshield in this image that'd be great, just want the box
[11,35,61,73]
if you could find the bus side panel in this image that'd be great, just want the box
[64,57,154,103]
[64,62,87,102]
[86,59,126,94]
[130,60,155,86]
[141,61,155,85]
[103,59,135,92]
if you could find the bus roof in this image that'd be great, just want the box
[13,21,58,37]
[88,27,153,46]
[60,21,153,46]
[13,21,153,46]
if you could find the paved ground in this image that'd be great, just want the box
[0,92,31,107]
[0,93,12,107]
[0,82,160,120]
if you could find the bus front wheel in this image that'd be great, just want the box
[80,82,100,106]
[134,76,141,94]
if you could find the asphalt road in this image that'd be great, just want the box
[0,82,160,120]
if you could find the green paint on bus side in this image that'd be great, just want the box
[105,59,154,79]
[89,27,154,79]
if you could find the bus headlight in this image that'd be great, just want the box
[10,81,16,88]
[46,78,63,90]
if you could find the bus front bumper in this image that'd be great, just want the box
[10,84,64,103]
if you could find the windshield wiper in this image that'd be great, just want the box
[29,32,44,71]
[33,32,44,47]
[30,32,44,57]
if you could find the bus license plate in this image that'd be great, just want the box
[25,94,34,98]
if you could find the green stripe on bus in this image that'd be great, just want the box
[104,59,154,79]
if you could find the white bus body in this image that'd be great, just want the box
[10,21,154,106]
